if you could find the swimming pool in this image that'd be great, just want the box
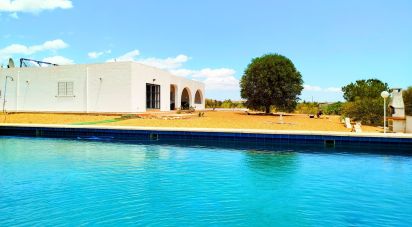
[1,136,411,226]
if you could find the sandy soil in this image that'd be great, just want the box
[0,111,382,133]
[0,113,114,124]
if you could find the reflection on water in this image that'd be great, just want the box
[0,137,412,226]
[246,150,298,171]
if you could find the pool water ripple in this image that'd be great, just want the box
[1,137,412,226]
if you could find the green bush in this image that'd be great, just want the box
[295,102,319,114]
[205,99,222,109]
[221,99,234,109]
[341,79,389,125]
[323,102,343,115]
[342,98,383,125]
[205,99,245,109]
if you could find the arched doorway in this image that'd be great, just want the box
[181,87,191,110]
[194,90,203,104]
[170,84,177,110]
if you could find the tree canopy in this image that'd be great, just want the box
[341,79,389,125]
[342,79,389,102]
[240,54,303,113]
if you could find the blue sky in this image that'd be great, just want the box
[1,0,411,101]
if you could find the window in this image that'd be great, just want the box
[146,83,160,109]
[57,82,74,97]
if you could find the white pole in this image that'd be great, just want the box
[383,97,386,133]
[2,76,12,113]
[2,77,8,113]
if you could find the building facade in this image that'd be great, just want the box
[0,62,205,113]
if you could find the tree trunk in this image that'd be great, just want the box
[265,106,271,114]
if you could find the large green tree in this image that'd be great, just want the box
[240,54,303,113]
[341,79,389,125]
[342,79,388,101]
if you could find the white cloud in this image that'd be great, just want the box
[0,39,68,60]
[0,0,73,13]
[108,51,189,70]
[88,50,111,59]
[191,68,236,78]
[42,55,73,65]
[107,49,140,62]
[136,54,189,70]
[169,68,194,77]
[325,87,342,93]
[107,50,238,91]
[37,39,68,50]
[203,74,239,90]
[304,84,342,93]
[304,84,322,91]
[88,52,100,59]
[171,68,239,90]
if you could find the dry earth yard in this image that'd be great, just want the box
[0,111,382,133]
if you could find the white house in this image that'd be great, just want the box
[0,61,205,113]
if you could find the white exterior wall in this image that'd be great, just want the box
[0,65,89,112]
[0,61,205,113]
[131,63,205,112]
[86,62,132,113]
[406,116,412,133]
[392,120,406,133]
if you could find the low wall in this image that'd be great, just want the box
[1,124,412,149]
[407,116,412,133]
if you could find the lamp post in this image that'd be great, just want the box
[381,91,390,133]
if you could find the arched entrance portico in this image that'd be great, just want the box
[181,87,191,110]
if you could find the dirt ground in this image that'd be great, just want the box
[0,113,114,125]
[0,111,382,133]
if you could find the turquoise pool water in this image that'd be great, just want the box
[0,137,411,226]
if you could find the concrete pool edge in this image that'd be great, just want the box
[1,123,412,137]
[0,123,411,147]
